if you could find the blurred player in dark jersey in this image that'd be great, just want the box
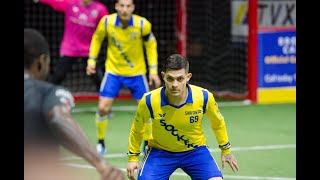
[24,28,124,180]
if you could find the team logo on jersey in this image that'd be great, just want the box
[55,89,75,111]
[79,13,88,21]
[72,6,79,13]
[129,32,138,40]
[91,10,98,18]
[159,113,166,119]
[160,119,195,148]
[184,110,202,115]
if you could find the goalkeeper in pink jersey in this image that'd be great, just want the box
[34,0,108,91]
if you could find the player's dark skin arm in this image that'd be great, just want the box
[47,105,125,180]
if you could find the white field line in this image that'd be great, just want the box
[60,144,296,161]
[72,100,252,113]
[64,163,295,180]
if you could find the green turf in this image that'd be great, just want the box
[62,101,296,180]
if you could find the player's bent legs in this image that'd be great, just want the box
[180,146,223,180]
[137,148,179,180]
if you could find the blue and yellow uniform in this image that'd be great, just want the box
[88,13,158,76]
[127,84,232,179]
[88,13,157,156]
[88,13,158,99]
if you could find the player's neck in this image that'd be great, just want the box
[24,69,45,81]
[119,20,130,28]
[81,0,92,6]
[166,86,188,106]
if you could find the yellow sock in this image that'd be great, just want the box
[143,118,152,140]
[95,113,109,141]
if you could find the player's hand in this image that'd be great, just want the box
[86,64,96,75]
[100,165,125,180]
[126,162,140,180]
[221,153,238,173]
[149,74,161,88]
[97,161,125,180]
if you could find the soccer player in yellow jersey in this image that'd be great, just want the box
[126,54,239,180]
[86,0,161,156]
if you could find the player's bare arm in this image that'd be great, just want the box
[47,105,125,180]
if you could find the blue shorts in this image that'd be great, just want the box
[99,72,149,100]
[137,146,223,180]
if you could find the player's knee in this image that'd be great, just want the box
[97,104,111,116]
[97,98,114,116]
[97,107,110,116]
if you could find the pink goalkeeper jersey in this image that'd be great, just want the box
[39,0,108,57]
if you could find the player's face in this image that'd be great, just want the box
[115,0,135,22]
[162,68,192,97]
[81,0,92,5]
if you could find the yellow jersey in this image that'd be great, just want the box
[128,84,231,162]
[88,13,158,76]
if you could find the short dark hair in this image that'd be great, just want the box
[24,28,49,68]
[163,54,189,73]
[116,0,134,4]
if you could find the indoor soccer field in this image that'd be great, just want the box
[59,99,296,180]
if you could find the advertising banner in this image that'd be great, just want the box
[258,31,296,88]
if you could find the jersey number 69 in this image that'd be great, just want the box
[190,116,199,123]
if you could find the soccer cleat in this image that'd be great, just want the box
[96,143,106,157]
